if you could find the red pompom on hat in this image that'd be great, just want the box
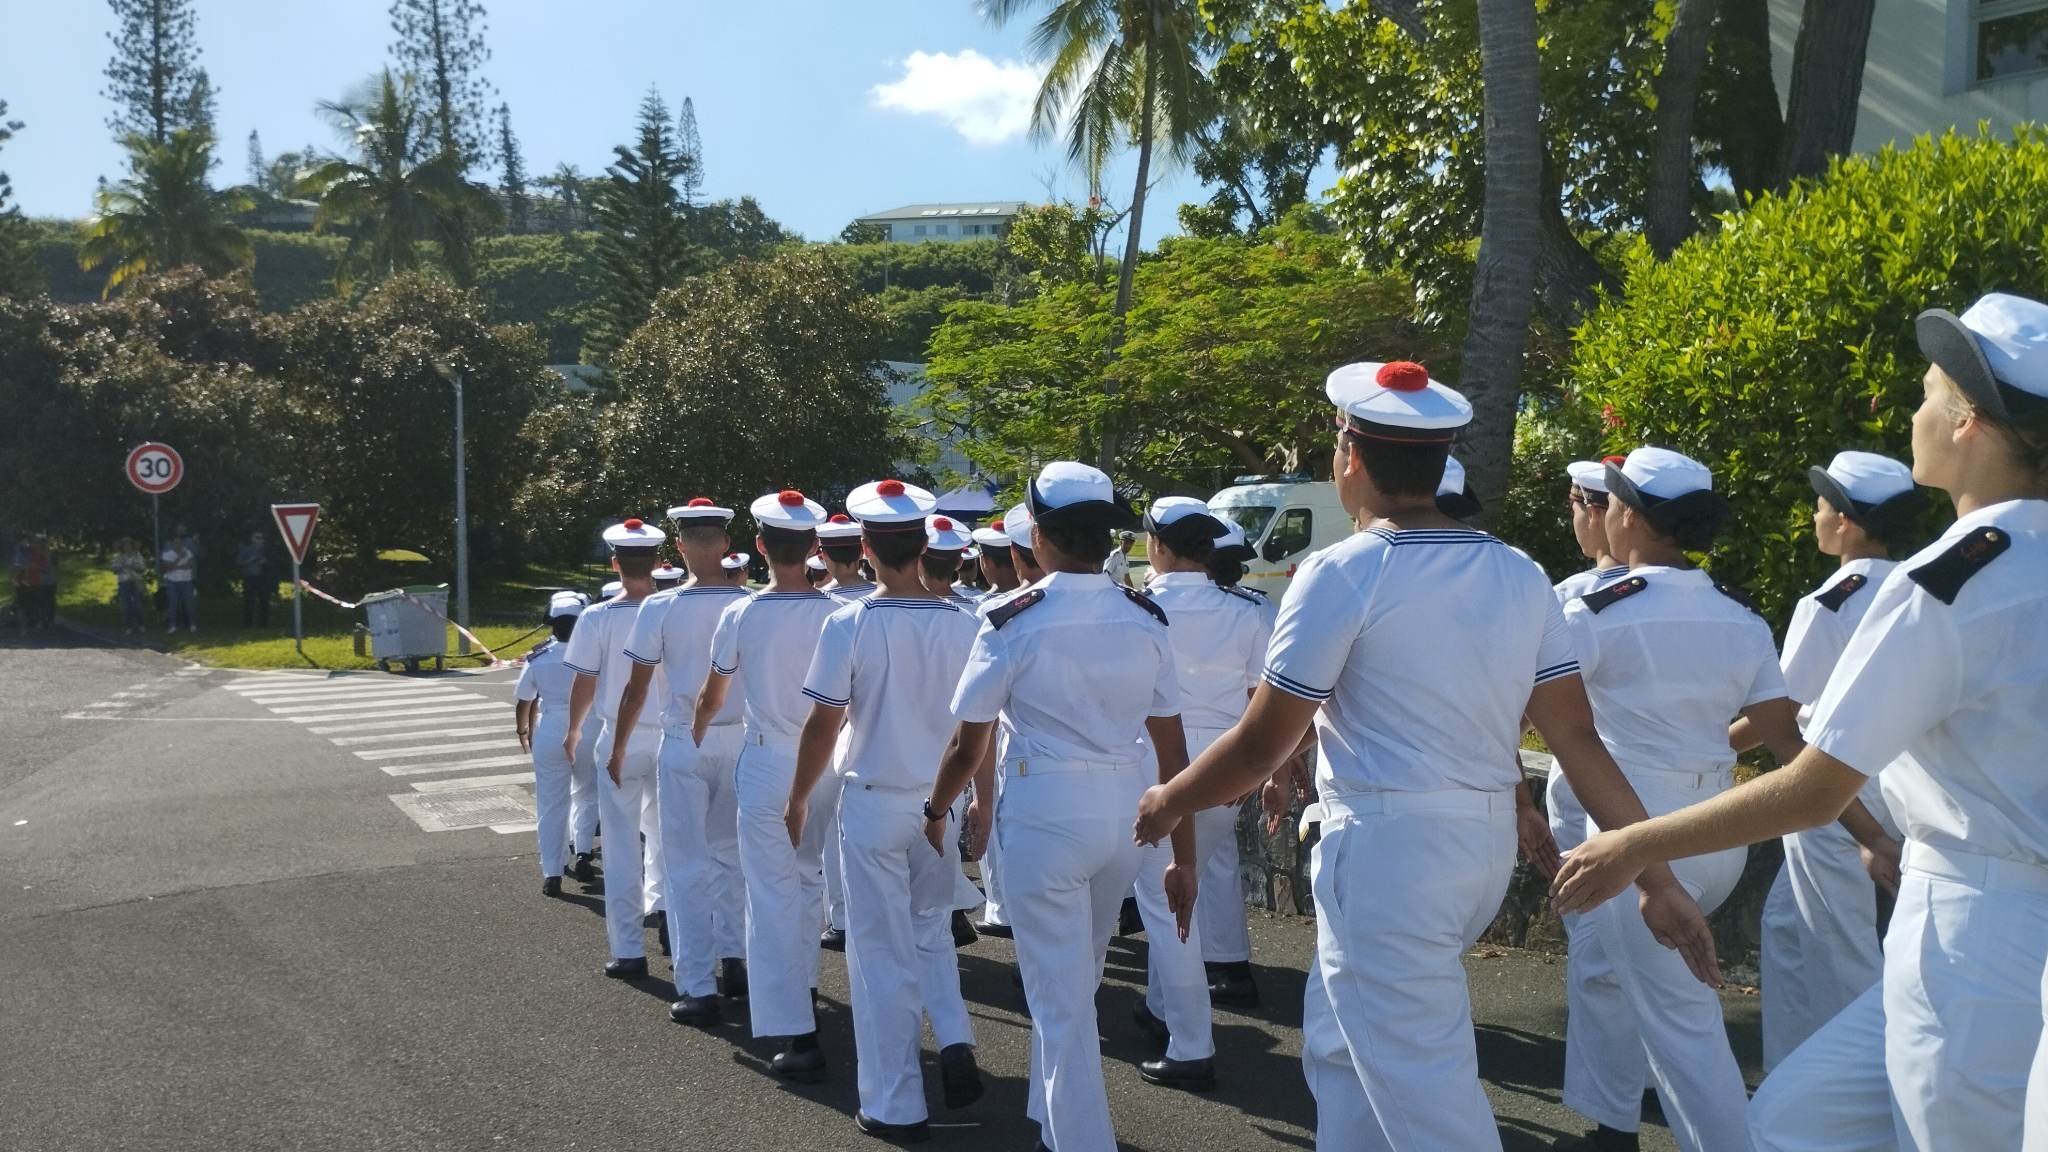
[932,516,952,530]
[687,497,713,507]
[623,518,643,530]
[876,479,905,497]
[1375,361,1430,393]
[725,552,738,560]
[777,489,805,506]
[829,513,852,523]
[1602,454,1627,467]
[991,519,1004,531]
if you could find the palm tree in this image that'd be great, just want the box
[79,128,253,298]
[535,162,587,231]
[297,69,498,293]
[980,0,1212,473]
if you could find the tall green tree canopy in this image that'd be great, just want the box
[102,0,206,145]
[496,102,528,232]
[0,101,35,296]
[387,0,494,168]
[79,128,252,297]
[587,87,701,362]
[298,70,500,293]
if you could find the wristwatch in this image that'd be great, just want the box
[922,799,944,824]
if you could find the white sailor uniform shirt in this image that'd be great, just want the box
[622,584,749,733]
[561,596,658,730]
[1143,571,1270,730]
[516,638,575,715]
[709,590,843,744]
[1554,563,1631,605]
[1780,557,1899,831]
[803,596,979,787]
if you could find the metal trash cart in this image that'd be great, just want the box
[360,584,450,673]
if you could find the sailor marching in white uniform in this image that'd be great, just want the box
[814,512,873,953]
[514,591,597,895]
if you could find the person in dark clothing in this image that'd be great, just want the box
[236,531,272,627]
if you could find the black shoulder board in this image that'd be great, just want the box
[1222,585,1264,606]
[524,639,552,660]
[987,588,1044,629]
[1908,526,2011,605]
[1713,580,1761,615]
[1579,575,1647,614]
[1122,585,1169,626]
[1813,572,1868,613]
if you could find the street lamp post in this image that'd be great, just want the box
[438,361,472,656]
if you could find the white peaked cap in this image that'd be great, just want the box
[1437,455,1468,497]
[1003,502,1035,550]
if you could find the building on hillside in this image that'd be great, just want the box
[1772,0,2048,150]
[852,202,1028,244]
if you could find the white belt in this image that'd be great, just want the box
[1903,841,2048,898]
[1306,788,1515,833]
[1003,756,1140,779]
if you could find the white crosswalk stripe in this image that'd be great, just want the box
[226,673,541,835]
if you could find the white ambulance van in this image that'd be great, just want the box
[1206,476,1353,603]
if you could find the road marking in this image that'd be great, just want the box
[248,687,474,708]
[232,684,465,702]
[388,785,536,832]
[265,692,479,715]
[379,753,534,777]
[327,724,508,746]
[353,738,523,761]
[409,771,534,793]
[291,702,509,724]
[64,713,292,723]
[306,710,509,734]
[490,822,539,835]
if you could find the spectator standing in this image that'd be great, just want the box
[235,531,272,627]
[161,526,198,633]
[13,534,57,630]
[111,537,148,633]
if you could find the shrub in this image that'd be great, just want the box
[1570,127,2048,623]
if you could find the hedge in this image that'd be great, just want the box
[1570,127,2048,624]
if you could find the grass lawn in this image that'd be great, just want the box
[52,558,614,670]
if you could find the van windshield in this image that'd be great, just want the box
[1214,505,1275,540]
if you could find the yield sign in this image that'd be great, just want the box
[271,503,321,565]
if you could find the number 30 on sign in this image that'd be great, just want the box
[125,442,184,495]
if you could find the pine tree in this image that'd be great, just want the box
[183,67,217,139]
[589,87,700,361]
[676,96,704,208]
[387,0,493,169]
[246,128,265,188]
[102,0,204,145]
[496,102,527,233]
[0,100,37,295]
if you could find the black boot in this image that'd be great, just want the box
[570,852,594,883]
[668,992,720,1026]
[940,1042,983,1109]
[771,1033,827,1082]
[820,926,847,951]
[602,956,648,980]
[1139,1055,1216,1091]
[1206,960,1260,1008]
[1118,895,1143,937]
[950,909,978,948]
[1131,1001,1169,1045]
[1552,1126,1640,1152]
[854,1111,930,1144]
[541,875,562,897]
[720,957,748,1001]
[973,915,1013,939]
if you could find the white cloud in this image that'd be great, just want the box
[871,50,1041,147]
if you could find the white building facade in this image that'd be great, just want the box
[853,202,1028,244]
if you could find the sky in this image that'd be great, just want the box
[0,0,1234,248]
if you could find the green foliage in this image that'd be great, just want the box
[80,128,254,297]
[1004,202,1106,285]
[474,231,600,362]
[1497,397,1605,583]
[0,101,35,296]
[496,102,528,232]
[1182,0,1339,236]
[920,208,1447,492]
[823,238,1008,296]
[572,248,902,540]
[1571,128,2048,624]
[102,0,205,145]
[688,195,795,259]
[387,0,494,169]
[587,88,704,362]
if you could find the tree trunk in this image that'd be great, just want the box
[1460,0,1543,520]
[1534,153,1621,329]
[1646,0,1721,257]
[1100,28,1158,477]
[1713,0,1785,201]
[1778,0,1875,183]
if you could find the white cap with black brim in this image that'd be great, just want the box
[1003,502,1035,551]
[1435,455,1483,520]
[1144,496,1228,549]
[1026,462,1139,530]
[1211,520,1256,565]
[1916,292,2048,428]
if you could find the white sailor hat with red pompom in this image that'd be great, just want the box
[845,478,938,527]
[1326,360,1472,443]
[602,517,665,550]
[925,514,973,551]
[667,497,733,523]
[817,513,864,541]
[749,489,829,530]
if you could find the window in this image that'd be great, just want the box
[966,223,982,235]
[1214,504,1276,541]
[1263,508,1313,562]
[912,224,927,236]
[1977,1,2048,83]
[935,224,949,235]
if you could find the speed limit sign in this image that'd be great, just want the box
[125,442,184,495]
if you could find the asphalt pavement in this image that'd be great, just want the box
[0,633,1761,1151]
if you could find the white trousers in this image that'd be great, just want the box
[593,724,660,961]
[951,789,985,913]
[657,725,746,997]
[823,730,849,932]
[735,735,834,1038]
[1567,768,1749,1152]
[1135,839,1215,1060]
[839,782,976,1126]
[979,737,1010,927]
[1761,822,1884,1073]
[533,717,601,876]
[2027,957,2048,1152]
[1751,844,2048,1151]
[1301,789,1515,1152]
[1195,801,1251,964]
[1550,764,1650,1129]
[1001,760,1147,1152]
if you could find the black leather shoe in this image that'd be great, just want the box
[668,993,720,1026]
[721,957,748,1000]
[540,875,562,897]
[1139,1055,1216,1091]
[854,1110,931,1144]
[771,1037,828,1083]
[569,852,594,882]
[951,909,978,948]
[973,917,1013,939]
[657,924,672,957]
[820,926,846,951]
[1118,895,1143,937]
[602,956,648,980]
[1206,961,1260,1009]
[940,1042,983,1109]
[645,909,667,932]
[1551,1126,1640,1152]
[1131,1001,1169,1045]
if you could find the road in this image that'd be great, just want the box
[0,635,1761,1151]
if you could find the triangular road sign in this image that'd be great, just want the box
[271,503,321,566]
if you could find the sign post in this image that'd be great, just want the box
[125,442,184,568]
[270,503,321,657]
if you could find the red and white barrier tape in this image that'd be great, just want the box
[296,578,513,668]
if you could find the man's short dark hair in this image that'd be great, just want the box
[676,524,728,550]
[979,542,1014,569]
[863,528,925,571]
[820,540,863,568]
[758,525,815,566]
[1343,432,1450,500]
[613,550,658,578]
[921,549,962,585]
[1037,520,1112,566]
